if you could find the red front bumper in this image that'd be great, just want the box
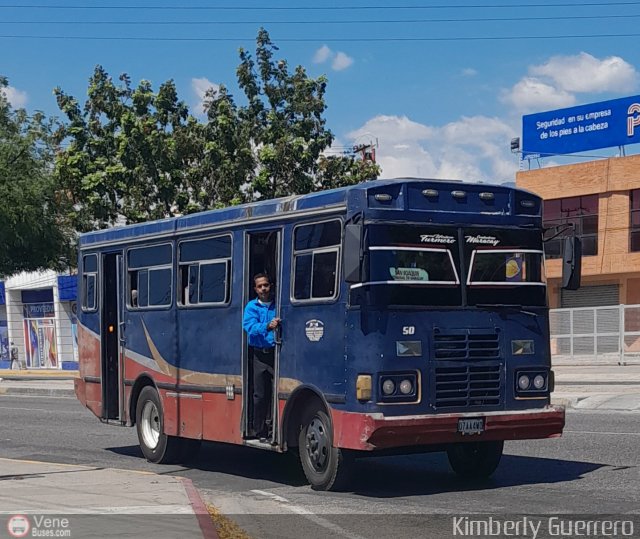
[332,405,565,451]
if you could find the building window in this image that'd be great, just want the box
[630,189,640,252]
[543,195,598,259]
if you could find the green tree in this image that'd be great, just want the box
[0,77,74,275]
[236,28,378,199]
[54,30,379,231]
[54,67,197,230]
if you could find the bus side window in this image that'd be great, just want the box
[81,254,98,312]
[178,234,232,307]
[292,219,341,302]
[127,244,172,310]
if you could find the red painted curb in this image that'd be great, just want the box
[180,477,220,539]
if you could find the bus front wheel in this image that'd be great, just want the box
[135,386,190,464]
[447,440,504,479]
[298,408,352,491]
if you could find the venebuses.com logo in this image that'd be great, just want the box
[6,514,71,538]
[7,515,30,538]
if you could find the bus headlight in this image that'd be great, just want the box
[382,379,396,395]
[378,372,418,403]
[399,379,413,395]
[515,370,548,395]
[533,374,546,389]
[518,374,530,390]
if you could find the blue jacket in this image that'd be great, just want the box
[242,298,277,349]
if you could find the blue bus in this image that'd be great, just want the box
[75,178,578,491]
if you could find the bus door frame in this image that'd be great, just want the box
[242,228,283,445]
[100,251,125,423]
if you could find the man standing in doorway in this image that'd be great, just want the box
[243,273,281,441]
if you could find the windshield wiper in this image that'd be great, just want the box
[475,303,537,317]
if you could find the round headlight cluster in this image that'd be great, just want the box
[517,372,547,392]
[518,374,530,390]
[382,379,396,395]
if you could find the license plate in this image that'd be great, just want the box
[457,417,484,435]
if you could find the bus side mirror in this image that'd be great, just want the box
[562,236,581,291]
[344,224,363,283]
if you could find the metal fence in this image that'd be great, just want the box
[549,304,640,365]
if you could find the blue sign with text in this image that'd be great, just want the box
[522,95,640,158]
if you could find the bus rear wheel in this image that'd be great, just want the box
[447,440,504,479]
[135,386,193,464]
[298,408,351,491]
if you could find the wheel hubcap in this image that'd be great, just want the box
[305,416,329,472]
[141,401,160,449]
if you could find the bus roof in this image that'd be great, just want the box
[79,178,539,247]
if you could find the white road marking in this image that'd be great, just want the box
[250,489,369,539]
[564,430,640,436]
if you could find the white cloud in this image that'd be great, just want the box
[530,52,638,93]
[461,68,478,77]
[348,114,518,183]
[313,46,354,71]
[1,85,28,108]
[313,45,332,64]
[191,77,220,115]
[501,77,575,114]
[332,51,354,71]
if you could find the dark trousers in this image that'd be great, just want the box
[251,347,274,436]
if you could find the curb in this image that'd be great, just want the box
[0,386,75,398]
[180,477,220,539]
[0,370,78,380]
[550,396,580,409]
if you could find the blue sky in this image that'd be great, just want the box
[2,0,640,183]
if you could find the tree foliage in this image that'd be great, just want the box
[0,77,74,276]
[54,29,379,230]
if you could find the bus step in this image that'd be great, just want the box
[244,438,283,452]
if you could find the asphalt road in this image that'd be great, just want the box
[1,394,639,538]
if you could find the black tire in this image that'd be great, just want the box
[298,408,351,491]
[135,386,184,464]
[447,440,504,479]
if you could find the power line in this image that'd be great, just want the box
[2,1,640,9]
[2,32,640,42]
[3,14,640,25]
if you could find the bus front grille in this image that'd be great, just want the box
[434,364,502,409]
[434,332,500,360]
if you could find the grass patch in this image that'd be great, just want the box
[207,504,253,539]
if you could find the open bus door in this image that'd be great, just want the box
[101,252,124,422]
[243,229,282,447]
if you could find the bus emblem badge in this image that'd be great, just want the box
[305,320,324,342]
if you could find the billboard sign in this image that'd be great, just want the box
[522,95,640,158]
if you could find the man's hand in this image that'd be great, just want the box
[267,317,281,330]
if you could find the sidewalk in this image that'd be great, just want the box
[0,458,218,538]
[1,365,640,409]
[551,364,640,411]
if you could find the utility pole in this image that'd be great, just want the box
[353,140,378,163]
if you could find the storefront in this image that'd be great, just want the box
[1,271,78,370]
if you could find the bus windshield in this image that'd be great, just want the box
[350,224,463,307]
[467,250,545,285]
[350,224,547,308]
[369,247,460,285]
[463,228,547,307]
